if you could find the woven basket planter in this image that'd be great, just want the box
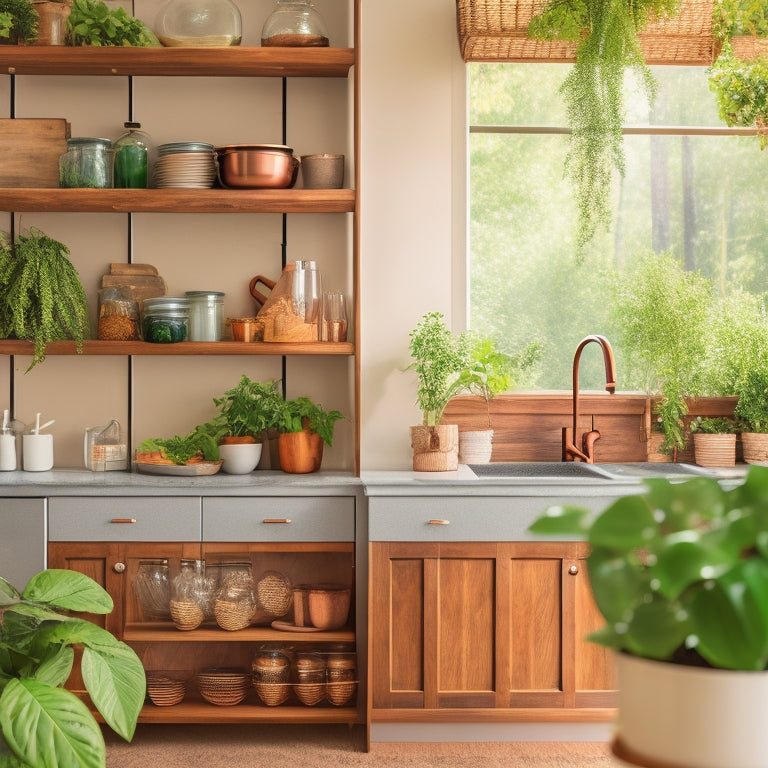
[456,0,716,64]
[411,424,459,472]
[169,599,205,631]
[693,432,736,467]
[741,432,768,464]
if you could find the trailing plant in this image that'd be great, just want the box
[0,569,145,768]
[0,227,90,372]
[275,396,343,446]
[529,466,768,671]
[0,0,38,42]
[689,416,736,434]
[457,336,543,428]
[734,367,768,433]
[611,252,712,455]
[528,0,680,248]
[713,0,768,38]
[67,0,159,46]
[407,311,469,426]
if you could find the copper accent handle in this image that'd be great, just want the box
[568,565,579,575]
[113,562,126,573]
[428,519,450,525]
[111,518,137,523]
[263,518,292,524]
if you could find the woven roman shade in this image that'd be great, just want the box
[456,0,717,65]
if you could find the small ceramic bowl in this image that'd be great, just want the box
[217,442,262,474]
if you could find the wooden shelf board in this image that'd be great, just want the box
[124,623,355,643]
[0,188,356,214]
[137,702,361,724]
[0,340,354,356]
[0,46,355,77]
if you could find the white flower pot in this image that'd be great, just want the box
[458,429,493,464]
[218,442,262,474]
[613,653,768,768]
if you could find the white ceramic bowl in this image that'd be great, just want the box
[218,442,262,474]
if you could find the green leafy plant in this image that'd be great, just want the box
[457,336,542,428]
[275,396,343,446]
[611,252,712,455]
[0,0,38,42]
[528,0,680,248]
[735,368,768,433]
[408,311,469,426]
[67,0,159,46]
[689,416,736,434]
[713,0,768,39]
[0,569,145,768]
[136,429,219,464]
[201,376,284,442]
[0,227,90,372]
[530,466,768,671]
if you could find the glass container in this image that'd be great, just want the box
[252,649,290,706]
[141,297,189,343]
[324,651,357,706]
[59,137,113,189]
[84,419,128,472]
[185,290,225,342]
[261,0,329,47]
[170,559,214,629]
[155,0,242,46]
[113,122,151,189]
[134,559,171,620]
[97,286,139,341]
[211,560,256,631]
[0,412,23,472]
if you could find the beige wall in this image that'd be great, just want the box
[2,0,464,472]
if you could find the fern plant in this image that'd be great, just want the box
[528,0,680,248]
[0,0,38,43]
[0,227,91,371]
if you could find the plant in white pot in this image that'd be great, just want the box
[407,312,469,472]
[529,467,768,768]
[455,336,542,464]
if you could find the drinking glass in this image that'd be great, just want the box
[323,291,347,342]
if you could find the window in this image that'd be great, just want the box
[469,63,766,390]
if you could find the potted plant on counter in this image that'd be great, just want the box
[0,568,145,768]
[0,0,38,43]
[275,395,343,474]
[735,367,768,464]
[66,0,159,46]
[529,467,768,768]
[689,416,737,468]
[407,311,468,471]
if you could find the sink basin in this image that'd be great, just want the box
[468,462,614,480]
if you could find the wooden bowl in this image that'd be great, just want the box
[307,585,351,630]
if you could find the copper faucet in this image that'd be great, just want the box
[562,335,616,464]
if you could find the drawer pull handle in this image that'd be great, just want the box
[263,518,292,524]
[113,562,126,573]
[428,519,450,525]
[111,518,137,524]
[568,565,579,575]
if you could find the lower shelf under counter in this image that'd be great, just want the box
[137,702,362,725]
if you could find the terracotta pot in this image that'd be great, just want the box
[278,429,323,474]
[410,424,459,472]
[741,432,768,465]
[613,653,768,768]
[693,433,736,468]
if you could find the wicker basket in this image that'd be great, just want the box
[214,598,254,631]
[456,0,717,64]
[197,669,250,707]
[146,674,187,707]
[256,571,293,617]
[169,599,204,631]
[253,651,291,707]
[293,654,326,706]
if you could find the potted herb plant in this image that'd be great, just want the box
[67,0,159,46]
[0,568,145,768]
[275,395,343,474]
[199,376,284,474]
[735,367,768,464]
[0,0,38,43]
[689,416,737,467]
[0,227,90,372]
[529,466,768,768]
[455,336,542,464]
[407,311,468,471]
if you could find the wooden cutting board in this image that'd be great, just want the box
[101,264,167,304]
[0,118,71,188]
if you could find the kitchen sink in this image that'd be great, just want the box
[468,462,615,480]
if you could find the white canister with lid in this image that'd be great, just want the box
[185,291,225,341]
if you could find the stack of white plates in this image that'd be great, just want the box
[153,142,218,189]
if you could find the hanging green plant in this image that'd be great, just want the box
[528,0,680,249]
[0,227,91,371]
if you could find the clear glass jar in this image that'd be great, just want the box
[154,0,242,47]
[170,559,214,629]
[211,560,256,631]
[185,290,224,342]
[59,137,113,189]
[113,122,151,189]
[98,286,139,341]
[261,0,329,47]
[134,559,171,621]
[141,297,189,343]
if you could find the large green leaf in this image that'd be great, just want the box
[0,578,21,608]
[81,643,145,741]
[587,546,650,623]
[622,594,691,660]
[31,618,120,653]
[31,647,74,689]
[23,571,113,614]
[0,679,106,768]
[644,476,728,531]
[587,495,659,551]
[527,505,594,536]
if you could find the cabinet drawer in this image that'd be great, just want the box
[48,497,201,541]
[368,496,605,542]
[202,497,355,542]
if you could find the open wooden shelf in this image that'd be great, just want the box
[0,46,355,78]
[137,702,361,724]
[124,623,355,643]
[0,188,356,214]
[0,340,354,356]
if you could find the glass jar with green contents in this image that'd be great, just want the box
[59,137,113,188]
[113,122,151,188]
[141,297,189,343]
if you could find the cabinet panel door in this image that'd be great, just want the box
[0,497,46,588]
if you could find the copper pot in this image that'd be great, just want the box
[215,144,299,189]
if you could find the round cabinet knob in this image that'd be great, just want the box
[113,562,126,573]
[568,564,579,575]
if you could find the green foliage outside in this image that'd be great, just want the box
[67,0,159,46]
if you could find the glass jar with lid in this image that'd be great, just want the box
[134,559,171,621]
[154,0,242,46]
[113,122,152,189]
[185,291,225,342]
[261,0,329,47]
[211,560,256,631]
[141,297,189,343]
[59,137,113,189]
[98,286,139,341]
